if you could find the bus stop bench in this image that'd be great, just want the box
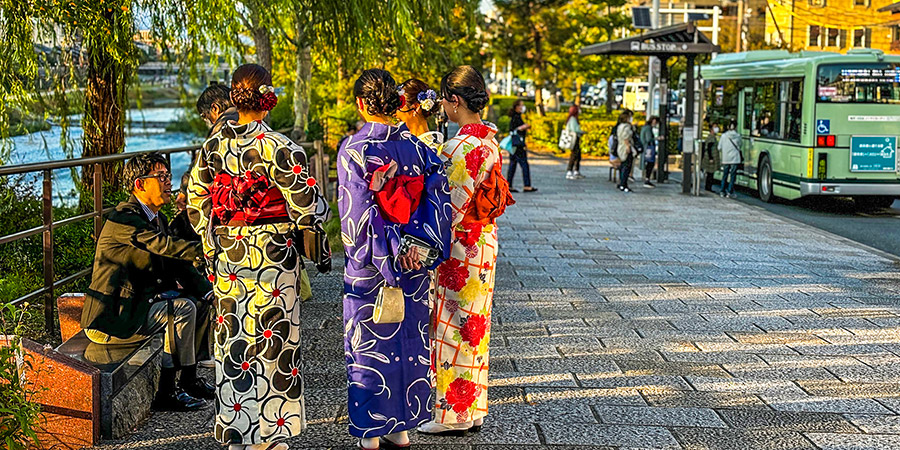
[19,293,162,449]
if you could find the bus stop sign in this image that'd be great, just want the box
[850,136,897,172]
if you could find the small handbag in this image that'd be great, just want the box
[510,131,524,148]
[559,128,576,150]
[373,285,405,324]
[292,225,332,273]
[499,135,513,152]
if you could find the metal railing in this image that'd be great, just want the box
[0,136,326,336]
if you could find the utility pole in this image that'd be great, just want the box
[646,0,661,117]
[506,59,513,96]
[736,0,744,52]
[682,55,695,194]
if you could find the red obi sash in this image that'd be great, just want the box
[211,172,290,226]
[369,162,425,224]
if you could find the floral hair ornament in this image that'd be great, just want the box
[257,85,278,111]
[418,89,438,112]
[397,88,407,110]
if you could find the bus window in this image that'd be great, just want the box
[754,81,778,138]
[706,80,738,127]
[785,81,803,142]
[741,86,754,132]
[817,63,900,104]
[747,79,802,142]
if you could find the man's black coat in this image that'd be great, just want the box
[80,195,212,339]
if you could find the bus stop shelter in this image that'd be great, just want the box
[581,22,720,193]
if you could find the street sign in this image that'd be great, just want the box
[850,136,897,172]
[816,119,830,135]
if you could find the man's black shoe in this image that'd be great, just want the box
[151,388,206,411]
[181,377,216,400]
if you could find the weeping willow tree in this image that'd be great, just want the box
[150,0,481,141]
[0,0,139,188]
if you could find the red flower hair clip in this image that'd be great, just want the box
[258,85,278,111]
[397,88,407,110]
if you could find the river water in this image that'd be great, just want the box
[2,107,202,206]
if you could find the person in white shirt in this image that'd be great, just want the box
[718,120,742,198]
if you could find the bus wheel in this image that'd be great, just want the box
[758,156,775,203]
[853,196,895,210]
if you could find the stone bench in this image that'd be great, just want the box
[19,293,161,449]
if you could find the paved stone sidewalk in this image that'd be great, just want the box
[92,155,900,449]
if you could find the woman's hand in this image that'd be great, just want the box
[398,247,423,271]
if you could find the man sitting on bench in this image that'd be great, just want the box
[80,152,215,412]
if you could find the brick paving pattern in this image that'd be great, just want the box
[91,155,900,449]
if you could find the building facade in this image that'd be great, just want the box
[765,0,900,53]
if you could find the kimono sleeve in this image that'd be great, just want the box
[186,142,215,254]
[441,137,478,227]
[337,148,402,286]
[269,137,331,228]
[403,149,452,269]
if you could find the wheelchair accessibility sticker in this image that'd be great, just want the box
[816,119,830,135]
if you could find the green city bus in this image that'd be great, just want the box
[701,49,900,207]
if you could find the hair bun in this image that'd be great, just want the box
[440,66,488,114]
[353,69,401,117]
[382,89,403,116]
[231,64,274,113]
[231,87,261,111]
[467,90,489,112]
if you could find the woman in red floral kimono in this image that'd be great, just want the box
[418,66,514,436]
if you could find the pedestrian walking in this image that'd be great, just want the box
[701,120,721,192]
[337,68,452,450]
[396,78,443,150]
[418,65,515,436]
[564,105,586,180]
[615,110,636,192]
[187,63,331,450]
[718,119,742,198]
[506,100,538,193]
[640,116,658,188]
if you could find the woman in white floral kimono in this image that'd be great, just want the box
[418,66,515,436]
[188,64,329,450]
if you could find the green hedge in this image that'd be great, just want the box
[499,108,682,159]
[518,111,616,158]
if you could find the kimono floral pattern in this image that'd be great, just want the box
[338,122,452,438]
[432,122,503,424]
[187,120,329,445]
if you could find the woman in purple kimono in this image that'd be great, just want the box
[337,69,452,450]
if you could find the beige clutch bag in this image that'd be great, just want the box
[373,286,405,324]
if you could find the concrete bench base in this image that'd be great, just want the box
[10,294,162,449]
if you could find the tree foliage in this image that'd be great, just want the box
[489,0,643,114]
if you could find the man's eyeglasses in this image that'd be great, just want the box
[139,172,172,182]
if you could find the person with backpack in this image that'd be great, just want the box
[718,119,742,198]
[506,100,538,193]
[701,120,721,192]
[615,110,636,192]
[639,116,658,188]
[564,105,586,180]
